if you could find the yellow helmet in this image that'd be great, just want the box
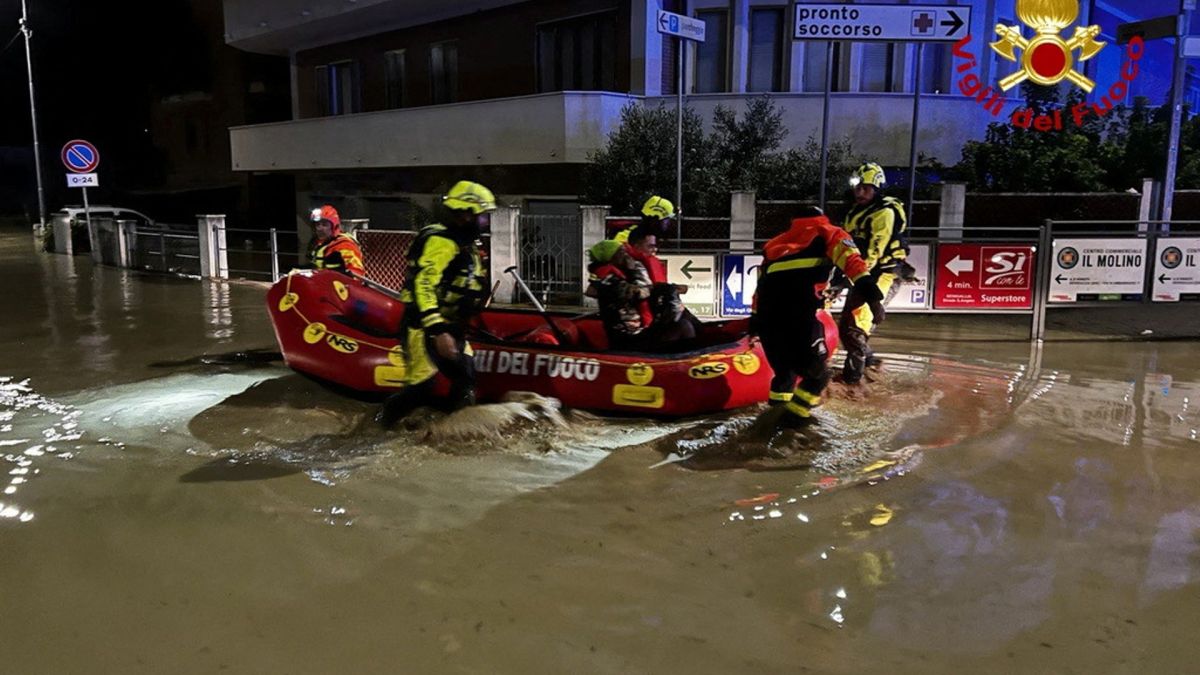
[849,163,886,189]
[641,195,676,219]
[443,181,497,214]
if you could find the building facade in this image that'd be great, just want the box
[223,0,1190,224]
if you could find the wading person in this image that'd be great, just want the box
[377,181,494,427]
[751,206,885,428]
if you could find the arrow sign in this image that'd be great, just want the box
[945,254,974,277]
[681,259,712,279]
[726,264,743,298]
[656,10,706,41]
[940,9,964,36]
[1055,274,1067,284]
[1159,274,1169,284]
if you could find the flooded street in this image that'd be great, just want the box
[2,226,1199,674]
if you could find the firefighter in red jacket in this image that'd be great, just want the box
[307,205,365,276]
[750,207,885,427]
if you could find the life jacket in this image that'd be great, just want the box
[844,196,908,272]
[753,213,869,326]
[588,260,653,336]
[310,233,365,276]
[398,224,488,330]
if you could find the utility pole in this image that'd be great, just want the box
[20,0,47,232]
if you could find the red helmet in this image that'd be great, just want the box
[310,205,341,231]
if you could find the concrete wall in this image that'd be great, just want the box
[230,92,639,171]
[232,89,998,173]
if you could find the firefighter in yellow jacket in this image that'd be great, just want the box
[377,181,494,427]
[838,163,909,384]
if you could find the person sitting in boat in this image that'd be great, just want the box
[750,206,885,429]
[626,225,701,342]
[611,195,676,244]
[305,205,365,276]
[376,181,494,428]
[586,240,694,352]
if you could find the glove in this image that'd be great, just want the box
[851,277,886,325]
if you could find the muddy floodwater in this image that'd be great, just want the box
[2,228,1199,674]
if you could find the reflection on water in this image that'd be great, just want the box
[5,230,1200,672]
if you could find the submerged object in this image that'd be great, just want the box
[267,270,840,417]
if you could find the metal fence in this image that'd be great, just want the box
[129,223,202,276]
[359,229,416,290]
[519,214,583,305]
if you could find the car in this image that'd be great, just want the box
[52,205,155,229]
[45,206,157,255]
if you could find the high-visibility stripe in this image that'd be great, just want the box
[769,391,794,402]
[793,389,821,405]
[766,257,826,274]
[421,313,445,328]
[785,400,813,417]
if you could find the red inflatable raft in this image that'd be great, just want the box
[267,270,839,417]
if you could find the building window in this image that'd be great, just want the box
[803,42,844,92]
[430,41,458,104]
[748,7,784,92]
[315,61,359,116]
[385,49,407,109]
[859,43,897,92]
[536,11,618,92]
[694,10,728,93]
[919,44,952,94]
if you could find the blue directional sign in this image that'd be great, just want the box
[61,140,100,174]
[656,10,707,41]
[720,254,762,317]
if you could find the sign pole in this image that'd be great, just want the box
[907,43,925,215]
[677,36,684,247]
[20,0,47,231]
[81,186,92,239]
[818,41,833,210]
[1160,0,1193,231]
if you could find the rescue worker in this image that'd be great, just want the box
[837,163,910,384]
[306,205,365,276]
[376,181,494,428]
[750,206,885,427]
[611,195,676,244]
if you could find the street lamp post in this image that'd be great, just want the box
[20,0,47,232]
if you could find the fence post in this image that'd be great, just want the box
[270,228,280,281]
[54,216,73,256]
[729,191,756,252]
[1031,219,1053,342]
[115,220,133,268]
[937,182,966,241]
[197,215,229,280]
[489,206,521,305]
[580,205,609,308]
[1137,178,1162,234]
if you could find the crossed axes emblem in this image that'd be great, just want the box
[990,0,1105,92]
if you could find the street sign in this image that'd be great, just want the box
[1049,238,1148,302]
[66,173,98,188]
[656,10,706,42]
[934,244,1034,309]
[827,244,932,310]
[720,254,762,317]
[793,3,970,42]
[1151,237,1200,302]
[662,254,716,317]
[1116,14,1176,45]
[61,140,100,173]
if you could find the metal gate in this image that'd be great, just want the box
[519,214,583,305]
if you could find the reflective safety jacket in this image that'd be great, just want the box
[309,233,365,276]
[399,224,488,333]
[752,213,871,328]
[588,260,652,337]
[843,196,908,272]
